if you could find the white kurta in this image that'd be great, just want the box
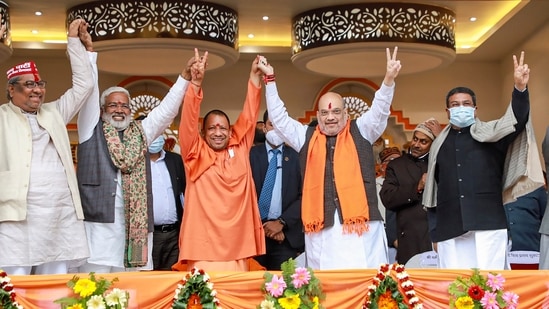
[0,115,89,267]
[264,82,394,269]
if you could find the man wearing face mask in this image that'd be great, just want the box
[250,111,304,270]
[147,135,186,270]
[422,51,545,270]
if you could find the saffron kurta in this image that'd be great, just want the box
[178,80,265,262]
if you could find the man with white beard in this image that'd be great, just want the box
[76,53,196,273]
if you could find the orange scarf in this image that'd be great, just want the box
[302,120,369,235]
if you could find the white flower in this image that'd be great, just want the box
[405,290,416,297]
[174,287,181,299]
[409,296,420,305]
[105,288,128,307]
[260,299,276,309]
[203,273,210,282]
[207,282,214,290]
[402,281,414,288]
[87,295,107,309]
[210,288,217,297]
[396,271,409,279]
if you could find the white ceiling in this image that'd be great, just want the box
[4,0,549,65]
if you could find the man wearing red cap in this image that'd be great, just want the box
[0,19,95,275]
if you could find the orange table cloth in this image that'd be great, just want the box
[9,269,549,308]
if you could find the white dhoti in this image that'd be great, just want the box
[80,172,152,273]
[305,210,388,270]
[437,229,508,270]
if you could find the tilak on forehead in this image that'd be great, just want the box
[328,102,332,109]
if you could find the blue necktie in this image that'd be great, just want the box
[258,149,280,220]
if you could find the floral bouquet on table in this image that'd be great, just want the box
[258,258,325,309]
[363,263,422,309]
[172,267,220,309]
[0,269,23,309]
[448,268,519,309]
[53,272,129,309]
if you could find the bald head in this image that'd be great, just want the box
[316,92,348,136]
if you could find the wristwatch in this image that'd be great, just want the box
[277,217,287,227]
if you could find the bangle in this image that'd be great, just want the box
[191,81,201,88]
[263,74,275,84]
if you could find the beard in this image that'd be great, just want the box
[102,112,131,130]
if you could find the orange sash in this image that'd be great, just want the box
[301,120,369,235]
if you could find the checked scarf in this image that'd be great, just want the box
[103,120,149,267]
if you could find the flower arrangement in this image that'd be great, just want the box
[172,267,220,309]
[54,272,129,309]
[258,258,325,309]
[363,263,422,309]
[0,270,23,309]
[448,268,519,309]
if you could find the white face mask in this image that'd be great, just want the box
[265,130,284,147]
[449,106,476,128]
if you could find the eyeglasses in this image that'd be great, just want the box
[14,80,47,89]
[105,102,131,111]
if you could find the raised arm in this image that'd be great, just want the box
[55,18,94,124]
[230,56,262,146]
[179,49,208,156]
[76,20,100,143]
[257,56,308,152]
[356,47,401,143]
[142,51,198,145]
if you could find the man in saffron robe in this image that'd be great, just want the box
[257,48,401,269]
[178,50,265,271]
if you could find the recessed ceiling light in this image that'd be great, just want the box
[461,45,471,49]
[31,30,39,34]
[262,16,269,21]
[35,11,43,16]
[469,17,477,22]
[248,33,254,39]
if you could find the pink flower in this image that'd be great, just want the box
[486,273,505,291]
[265,275,287,297]
[480,291,500,309]
[291,267,311,288]
[503,291,519,309]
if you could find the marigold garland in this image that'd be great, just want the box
[363,263,422,309]
[172,267,221,309]
[0,270,23,309]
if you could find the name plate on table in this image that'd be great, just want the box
[508,251,539,264]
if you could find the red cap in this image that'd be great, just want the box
[6,61,40,80]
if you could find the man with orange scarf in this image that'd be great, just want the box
[257,48,401,269]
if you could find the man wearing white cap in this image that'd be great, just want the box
[380,118,441,265]
[0,19,95,275]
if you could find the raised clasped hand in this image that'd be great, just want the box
[257,55,274,75]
